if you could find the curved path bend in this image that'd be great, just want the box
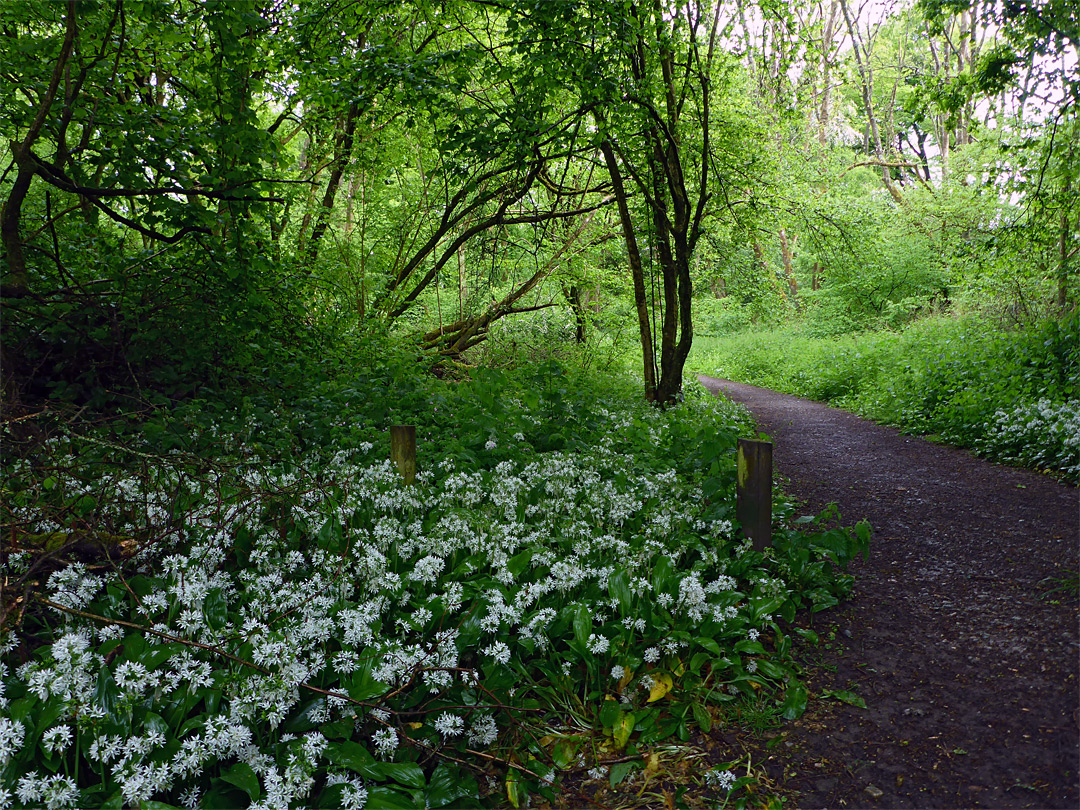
[698,376,1079,809]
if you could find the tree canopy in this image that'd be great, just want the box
[2,0,1076,405]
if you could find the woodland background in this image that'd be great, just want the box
[0,2,1077,809]
[2,0,1076,407]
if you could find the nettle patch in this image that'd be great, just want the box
[2,380,867,809]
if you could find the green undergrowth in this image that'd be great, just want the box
[689,314,1080,482]
[2,340,869,809]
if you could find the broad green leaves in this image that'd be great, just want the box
[1,352,872,809]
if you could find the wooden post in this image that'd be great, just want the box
[390,425,416,484]
[736,439,772,551]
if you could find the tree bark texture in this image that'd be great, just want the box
[1,0,79,293]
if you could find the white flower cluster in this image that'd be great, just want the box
[979,398,1080,478]
[705,768,737,790]
[14,772,79,809]
[1,387,780,807]
[0,718,25,766]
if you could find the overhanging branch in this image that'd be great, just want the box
[30,152,285,203]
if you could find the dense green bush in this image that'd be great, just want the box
[1,239,318,410]
[690,314,1080,481]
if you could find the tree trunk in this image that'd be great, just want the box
[565,285,588,343]
[344,172,362,237]
[1,0,78,293]
[600,138,657,401]
[1,162,35,293]
[839,0,903,203]
[426,208,600,358]
[1060,173,1074,313]
[818,0,840,147]
[457,244,467,319]
[304,101,360,266]
[779,228,798,305]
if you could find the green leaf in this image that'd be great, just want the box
[821,689,867,709]
[552,737,580,770]
[599,699,620,729]
[283,698,325,734]
[688,651,712,675]
[854,519,872,558]
[651,554,674,594]
[141,711,169,739]
[122,632,148,661]
[795,627,820,645]
[93,668,120,723]
[345,665,390,702]
[733,639,766,655]
[507,549,533,577]
[325,741,382,780]
[633,706,660,733]
[752,596,785,621]
[426,762,479,808]
[608,569,633,615]
[202,782,247,810]
[573,603,592,651]
[5,698,33,726]
[694,636,723,657]
[316,783,348,808]
[692,701,713,732]
[32,699,65,742]
[378,762,425,789]
[143,643,185,671]
[203,588,228,631]
[220,762,261,801]
[752,659,788,680]
[365,785,418,810]
[609,760,641,787]
[782,680,809,720]
[505,769,523,809]
[320,715,356,740]
[780,598,797,623]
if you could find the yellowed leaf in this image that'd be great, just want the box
[617,666,635,691]
[506,771,521,809]
[613,711,635,749]
[645,751,661,776]
[647,672,673,702]
[406,722,423,730]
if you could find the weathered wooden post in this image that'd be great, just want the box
[736,438,772,551]
[390,425,416,484]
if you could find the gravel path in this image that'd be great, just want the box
[698,375,1079,809]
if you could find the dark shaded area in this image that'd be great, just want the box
[699,375,1079,809]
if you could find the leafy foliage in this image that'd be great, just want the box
[2,349,868,808]
[690,315,1080,481]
